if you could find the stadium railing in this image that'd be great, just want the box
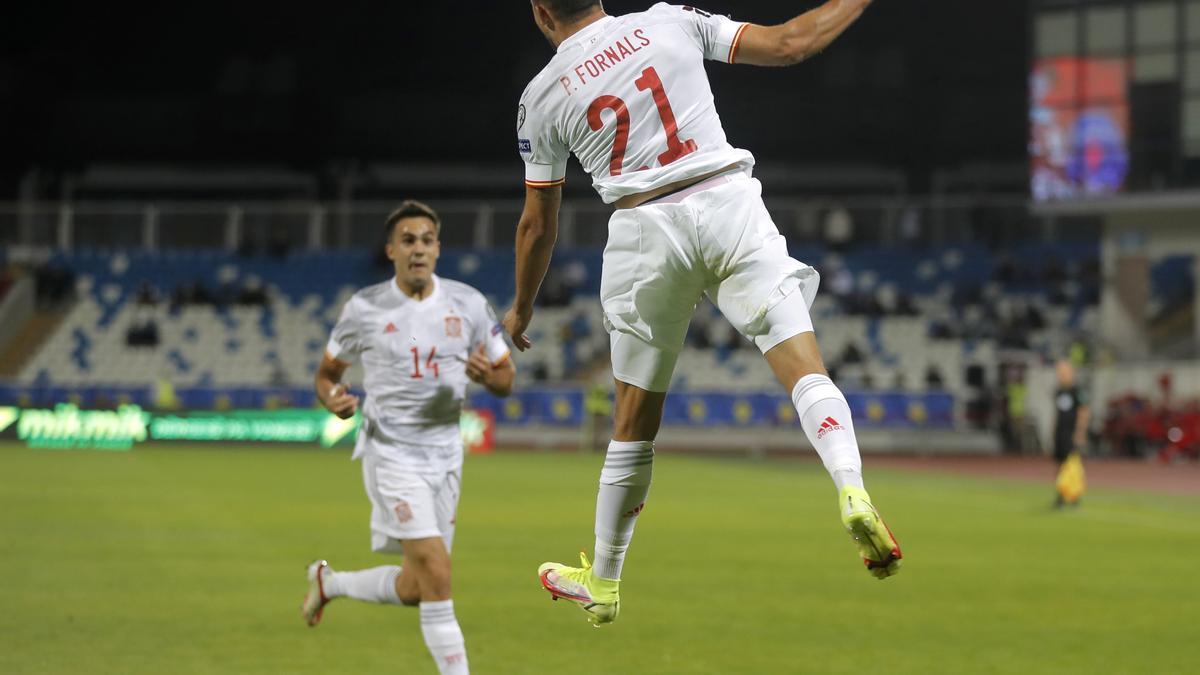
[0,193,1087,251]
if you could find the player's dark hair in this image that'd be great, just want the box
[534,0,602,21]
[384,200,441,238]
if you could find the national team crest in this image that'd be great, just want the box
[393,499,413,523]
[445,316,463,337]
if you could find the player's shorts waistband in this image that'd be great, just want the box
[360,416,460,449]
[641,168,746,207]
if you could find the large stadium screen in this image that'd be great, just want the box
[1030,57,1130,201]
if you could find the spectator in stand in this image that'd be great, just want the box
[686,316,712,350]
[998,363,1044,455]
[823,205,854,252]
[537,264,571,307]
[1025,302,1046,330]
[126,318,160,348]
[34,262,75,309]
[924,364,945,390]
[997,316,1030,350]
[269,361,290,387]
[839,341,865,366]
[1068,336,1089,367]
[929,317,956,340]
[561,259,588,299]
[894,291,918,316]
[170,280,215,311]
[898,206,922,248]
[560,310,592,377]
[827,263,855,310]
[136,281,160,306]
[237,278,269,306]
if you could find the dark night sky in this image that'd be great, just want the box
[0,1,1030,195]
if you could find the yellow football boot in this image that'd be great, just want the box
[840,486,903,579]
[538,553,620,626]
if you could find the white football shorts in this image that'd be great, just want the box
[360,444,462,555]
[601,171,820,392]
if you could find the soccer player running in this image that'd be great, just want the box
[302,201,515,674]
[504,1,901,626]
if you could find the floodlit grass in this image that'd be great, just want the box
[1,443,1195,674]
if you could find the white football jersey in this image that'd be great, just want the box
[326,275,510,457]
[518,3,755,203]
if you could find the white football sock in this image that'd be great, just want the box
[420,600,469,675]
[322,565,403,605]
[792,374,865,492]
[593,440,654,581]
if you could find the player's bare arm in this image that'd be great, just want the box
[503,185,562,352]
[315,352,359,419]
[736,0,873,67]
[466,344,516,397]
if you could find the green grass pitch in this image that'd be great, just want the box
[1,442,1196,674]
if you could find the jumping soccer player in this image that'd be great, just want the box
[303,200,515,674]
[503,0,901,626]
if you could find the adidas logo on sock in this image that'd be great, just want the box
[817,416,844,440]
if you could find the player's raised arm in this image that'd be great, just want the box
[735,0,873,67]
[503,185,562,352]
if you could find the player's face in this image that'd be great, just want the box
[387,217,440,290]
[1056,360,1074,387]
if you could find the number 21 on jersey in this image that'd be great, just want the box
[587,66,698,176]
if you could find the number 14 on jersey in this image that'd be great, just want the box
[410,346,438,379]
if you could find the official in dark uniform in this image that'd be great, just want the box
[1052,359,1090,506]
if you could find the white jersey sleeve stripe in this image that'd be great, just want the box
[728,23,750,64]
[524,160,568,185]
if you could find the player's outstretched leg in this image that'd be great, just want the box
[791,374,903,578]
[300,560,407,626]
[765,330,902,578]
[538,439,653,625]
[540,383,662,625]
